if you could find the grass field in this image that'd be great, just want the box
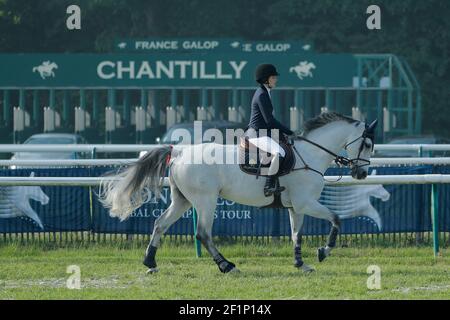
[0,240,448,300]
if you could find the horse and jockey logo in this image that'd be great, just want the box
[32,61,58,79]
[0,172,49,229]
[117,42,127,49]
[289,61,316,80]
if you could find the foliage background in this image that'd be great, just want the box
[0,0,449,137]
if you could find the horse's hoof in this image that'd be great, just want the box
[228,267,240,274]
[317,247,327,262]
[146,267,159,274]
[301,264,315,273]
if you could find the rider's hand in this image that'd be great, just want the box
[287,133,297,140]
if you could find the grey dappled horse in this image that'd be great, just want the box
[99,112,377,273]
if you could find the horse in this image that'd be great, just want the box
[99,112,378,273]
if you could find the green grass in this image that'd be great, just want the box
[0,241,448,300]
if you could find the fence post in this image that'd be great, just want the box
[415,146,424,245]
[271,208,281,243]
[431,184,439,257]
[192,207,202,257]
[91,147,97,159]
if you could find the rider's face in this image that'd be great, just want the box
[267,76,278,88]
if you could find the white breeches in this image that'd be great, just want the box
[248,136,284,176]
[248,136,286,157]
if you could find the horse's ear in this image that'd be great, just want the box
[366,119,378,131]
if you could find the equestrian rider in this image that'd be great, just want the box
[246,64,295,197]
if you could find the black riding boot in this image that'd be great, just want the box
[264,175,285,197]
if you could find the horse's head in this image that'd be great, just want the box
[30,186,50,205]
[344,119,378,180]
[20,173,50,205]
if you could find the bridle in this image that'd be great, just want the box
[343,128,375,169]
[291,125,375,179]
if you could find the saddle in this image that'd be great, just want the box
[238,136,296,177]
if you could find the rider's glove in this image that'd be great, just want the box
[286,133,296,144]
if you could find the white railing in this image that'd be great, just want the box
[0,144,157,153]
[374,144,450,152]
[1,159,136,166]
[0,174,449,187]
[1,157,450,167]
[0,143,450,153]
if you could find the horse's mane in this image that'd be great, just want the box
[302,112,359,135]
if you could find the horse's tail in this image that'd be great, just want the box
[98,145,173,221]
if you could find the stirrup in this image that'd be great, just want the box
[264,177,285,197]
[264,185,286,197]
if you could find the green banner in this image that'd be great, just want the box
[114,38,314,53]
[0,53,356,88]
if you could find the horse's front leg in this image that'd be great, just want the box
[288,208,314,273]
[300,200,341,263]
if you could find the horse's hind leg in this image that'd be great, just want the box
[194,197,238,273]
[288,209,314,273]
[144,186,191,273]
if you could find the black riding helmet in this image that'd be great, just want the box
[255,64,280,84]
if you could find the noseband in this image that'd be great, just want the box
[343,128,375,168]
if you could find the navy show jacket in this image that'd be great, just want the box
[247,85,293,137]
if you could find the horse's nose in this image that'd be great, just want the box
[351,167,357,179]
[358,170,368,179]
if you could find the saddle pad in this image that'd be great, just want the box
[238,137,296,177]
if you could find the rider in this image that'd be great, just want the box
[246,63,295,197]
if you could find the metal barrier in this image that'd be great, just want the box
[1,143,450,256]
[0,172,447,256]
[0,174,449,186]
[1,143,450,153]
[1,157,450,167]
[74,107,91,133]
[43,107,61,132]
